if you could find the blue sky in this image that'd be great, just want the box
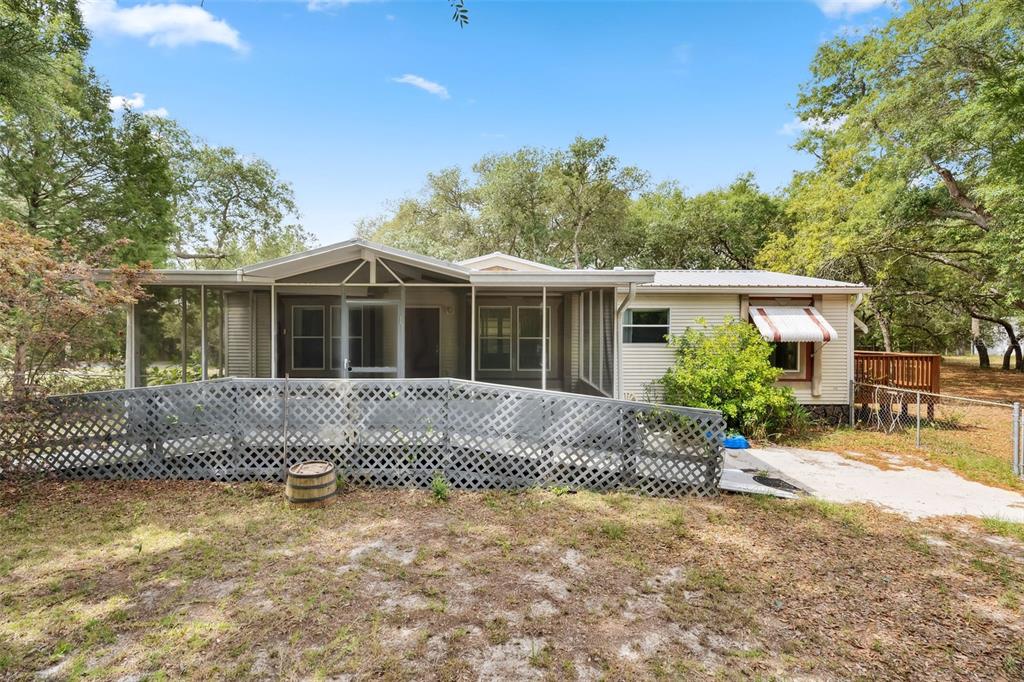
[82,0,894,244]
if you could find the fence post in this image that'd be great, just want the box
[281,375,289,481]
[915,391,922,449]
[1013,402,1021,477]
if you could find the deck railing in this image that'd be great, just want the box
[854,351,941,403]
[0,378,725,497]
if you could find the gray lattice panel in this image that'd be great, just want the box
[1,378,725,497]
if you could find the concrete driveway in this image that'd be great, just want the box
[725,446,1024,522]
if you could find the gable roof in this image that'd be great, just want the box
[239,238,470,280]
[459,252,562,272]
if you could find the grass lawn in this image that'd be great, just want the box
[784,356,1024,491]
[2,481,1024,680]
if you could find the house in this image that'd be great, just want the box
[118,239,868,421]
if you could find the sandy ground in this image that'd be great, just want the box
[729,446,1024,521]
[3,481,1023,680]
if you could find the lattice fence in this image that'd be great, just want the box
[0,379,726,496]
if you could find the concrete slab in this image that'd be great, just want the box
[734,446,1024,522]
[719,468,799,499]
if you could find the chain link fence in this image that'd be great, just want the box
[851,381,1024,479]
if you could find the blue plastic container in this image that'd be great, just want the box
[722,434,750,449]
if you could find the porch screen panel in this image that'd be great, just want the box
[204,290,225,379]
[137,286,185,386]
[346,301,398,376]
[479,307,512,370]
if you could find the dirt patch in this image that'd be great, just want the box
[1,481,1023,680]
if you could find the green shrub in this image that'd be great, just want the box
[430,473,450,502]
[658,318,799,438]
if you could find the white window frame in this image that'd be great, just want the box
[478,306,513,371]
[771,341,803,375]
[622,308,671,344]
[516,305,552,372]
[291,305,325,370]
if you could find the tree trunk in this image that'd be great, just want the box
[990,319,1021,372]
[878,314,893,353]
[971,317,990,368]
[11,340,29,402]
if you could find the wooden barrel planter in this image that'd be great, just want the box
[285,461,338,507]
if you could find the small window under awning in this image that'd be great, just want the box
[749,306,836,344]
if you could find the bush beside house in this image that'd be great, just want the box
[659,318,802,439]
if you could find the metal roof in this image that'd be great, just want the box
[644,270,868,293]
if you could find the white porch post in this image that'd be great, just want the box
[270,284,277,378]
[470,285,476,382]
[200,285,208,381]
[541,286,547,392]
[397,284,406,378]
[125,302,136,389]
[597,289,604,392]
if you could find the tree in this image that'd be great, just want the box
[634,175,785,270]
[0,219,147,403]
[360,137,646,268]
[761,0,1024,362]
[141,118,312,269]
[548,136,647,268]
[0,0,88,121]
[0,0,176,264]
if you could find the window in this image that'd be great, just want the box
[292,306,324,370]
[330,306,363,370]
[622,309,669,344]
[770,342,801,373]
[517,306,552,371]
[479,307,512,370]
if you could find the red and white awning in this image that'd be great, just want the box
[750,306,836,344]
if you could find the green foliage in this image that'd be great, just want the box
[759,0,1024,353]
[633,174,788,270]
[659,319,798,437]
[150,118,313,269]
[360,136,646,268]
[429,473,450,502]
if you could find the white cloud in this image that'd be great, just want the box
[81,0,246,52]
[778,115,846,136]
[109,92,146,110]
[109,93,169,118]
[813,0,889,18]
[307,0,381,12]
[391,74,449,100]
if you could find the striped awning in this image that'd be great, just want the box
[750,306,836,344]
